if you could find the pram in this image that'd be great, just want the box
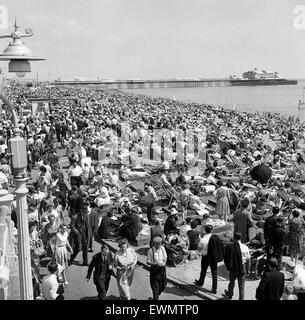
[246,243,267,279]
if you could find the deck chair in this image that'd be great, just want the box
[291,160,305,180]
[150,175,175,205]
[263,153,273,165]
[230,155,244,168]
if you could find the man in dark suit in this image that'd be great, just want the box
[69,203,91,266]
[68,185,84,217]
[255,257,285,300]
[86,244,115,300]
[264,206,280,260]
[268,216,287,270]
[97,210,119,241]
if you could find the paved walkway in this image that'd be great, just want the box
[102,239,297,300]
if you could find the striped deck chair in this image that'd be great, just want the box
[150,175,175,205]
[225,154,234,164]
[277,189,290,202]
[290,194,301,207]
[230,155,244,168]
[291,160,305,180]
[263,153,273,165]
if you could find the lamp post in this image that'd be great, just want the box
[0,19,45,300]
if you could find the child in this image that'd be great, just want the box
[281,284,298,300]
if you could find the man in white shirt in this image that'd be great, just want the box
[68,161,83,187]
[195,224,219,294]
[147,237,167,300]
[143,183,158,225]
[41,263,61,300]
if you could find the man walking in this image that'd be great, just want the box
[264,206,280,260]
[233,198,253,243]
[147,237,168,300]
[41,263,64,300]
[194,225,224,294]
[268,216,287,270]
[223,232,250,300]
[69,203,91,266]
[86,244,115,300]
[255,257,285,300]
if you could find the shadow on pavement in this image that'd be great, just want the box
[163,284,196,297]
[80,296,98,300]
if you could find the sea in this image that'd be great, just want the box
[123,79,305,121]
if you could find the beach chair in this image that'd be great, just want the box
[149,175,175,205]
[291,160,305,181]
[262,153,273,165]
[230,155,244,168]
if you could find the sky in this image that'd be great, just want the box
[0,0,304,80]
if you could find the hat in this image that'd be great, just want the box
[170,208,178,215]
[286,261,296,272]
[169,202,178,209]
[153,237,163,244]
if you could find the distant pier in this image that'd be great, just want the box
[51,78,298,89]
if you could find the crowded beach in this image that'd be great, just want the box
[1,79,305,300]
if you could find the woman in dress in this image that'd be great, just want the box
[114,238,137,300]
[53,224,73,285]
[288,209,305,265]
[43,214,60,257]
[215,180,231,223]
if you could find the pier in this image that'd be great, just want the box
[51,78,298,89]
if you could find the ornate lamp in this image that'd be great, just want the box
[0,19,45,300]
[0,19,45,78]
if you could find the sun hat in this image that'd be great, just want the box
[153,237,163,244]
[170,208,178,215]
[286,261,296,273]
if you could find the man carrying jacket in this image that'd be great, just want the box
[194,224,224,294]
[223,232,250,300]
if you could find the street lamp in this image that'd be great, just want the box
[0,19,45,300]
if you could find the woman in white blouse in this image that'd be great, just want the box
[114,238,137,300]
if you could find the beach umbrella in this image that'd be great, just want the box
[250,164,272,184]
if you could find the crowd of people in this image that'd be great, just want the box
[2,79,305,300]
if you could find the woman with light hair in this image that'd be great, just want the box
[53,225,73,285]
[114,238,137,300]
